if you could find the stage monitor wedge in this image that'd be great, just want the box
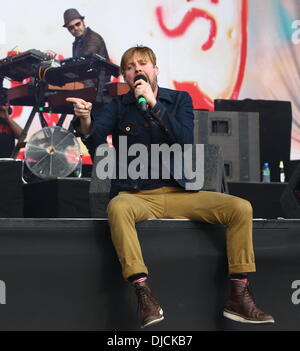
[89,144,227,218]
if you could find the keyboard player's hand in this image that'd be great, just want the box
[66,97,92,120]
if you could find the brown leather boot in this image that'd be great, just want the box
[223,280,275,324]
[134,281,164,328]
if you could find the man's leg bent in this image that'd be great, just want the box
[163,189,256,274]
[163,188,273,324]
[107,190,165,280]
[107,191,165,328]
[107,193,151,280]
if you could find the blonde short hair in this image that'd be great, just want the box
[120,46,157,75]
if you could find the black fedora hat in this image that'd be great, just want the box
[63,8,85,27]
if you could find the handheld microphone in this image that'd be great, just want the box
[134,74,148,112]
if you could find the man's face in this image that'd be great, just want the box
[67,18,86,38]
[123,52,158,92]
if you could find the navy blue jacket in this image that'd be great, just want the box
[85,87,195,198]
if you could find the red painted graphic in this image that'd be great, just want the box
[156,6,217,51]
[155,0,248,110]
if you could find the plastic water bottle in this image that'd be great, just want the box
[279,161,285,183]
[262,162,271,183]
[73,155,82,178]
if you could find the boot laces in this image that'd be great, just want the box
[136,285,151,310]
[243,282,257,305]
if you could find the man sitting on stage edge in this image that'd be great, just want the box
[0,105,23,158]
[66,46,275,328]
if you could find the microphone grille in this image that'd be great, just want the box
[134,74,148,83]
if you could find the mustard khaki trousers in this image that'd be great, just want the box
[107,186,256,280]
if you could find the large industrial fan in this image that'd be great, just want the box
[24,126,81,180]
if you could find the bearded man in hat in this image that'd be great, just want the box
[63,8,111,161]
[63,8,109,60]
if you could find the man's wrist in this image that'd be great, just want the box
[148,98,157,109]
[151,101,162,115]
[79,115,91,120]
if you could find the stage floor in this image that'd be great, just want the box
[0,218,299,331]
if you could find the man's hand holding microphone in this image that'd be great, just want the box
[133,74,157,111]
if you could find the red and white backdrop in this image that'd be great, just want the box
[1,0,300,161]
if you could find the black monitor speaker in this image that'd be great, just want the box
[280,161,300,218]
[89,144,227,218]
[194,110,260,182]
[214,99,292,182]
